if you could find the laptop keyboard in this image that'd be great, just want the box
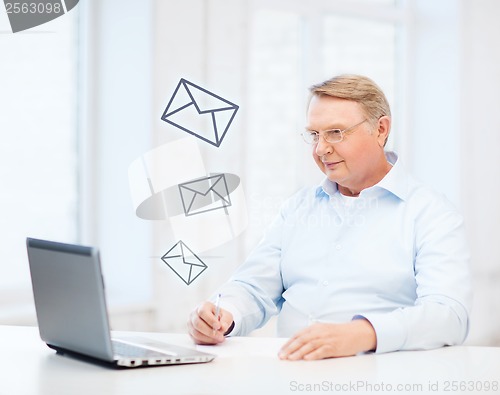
[113,340,175,358]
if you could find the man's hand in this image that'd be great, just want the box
[278,319,377,360]
[187,301,234,345]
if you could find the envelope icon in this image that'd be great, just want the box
[161,241,207,285]
[179,174,231,217]
[161,78,239,147]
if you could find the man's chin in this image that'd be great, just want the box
[325,170,343,184]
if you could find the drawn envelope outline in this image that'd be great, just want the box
[161,241,207,285]
[179,174,231,217]
[160,78,239,147]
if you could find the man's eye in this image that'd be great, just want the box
[327,129,342,136]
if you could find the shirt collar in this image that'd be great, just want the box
[317,178,338,198]
[316,151,409,201]
[374,151,409,201]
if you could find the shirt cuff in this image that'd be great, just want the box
[219,300,243,336]
[353,312,406,354]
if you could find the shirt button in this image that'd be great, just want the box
[322,280,329,286]
[335,244,342,250]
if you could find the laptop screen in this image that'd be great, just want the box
[26,238,115,361]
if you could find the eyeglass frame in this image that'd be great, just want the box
[301,119,368,144]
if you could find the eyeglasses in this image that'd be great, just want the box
[301,119,368,144]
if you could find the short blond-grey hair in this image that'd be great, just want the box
[309,74,391,125]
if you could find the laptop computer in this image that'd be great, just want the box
[26,237,215,368]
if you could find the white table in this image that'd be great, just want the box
[1,325,499,395]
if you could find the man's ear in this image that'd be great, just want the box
[376,116,391,147]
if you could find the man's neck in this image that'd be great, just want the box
[338,160,392,197]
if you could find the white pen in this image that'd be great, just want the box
[213,293,221,336]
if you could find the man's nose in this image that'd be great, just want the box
[315,136,333,156]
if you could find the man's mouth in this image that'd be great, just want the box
[323,160,343,168]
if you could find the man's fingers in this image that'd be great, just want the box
[187,315,224,344]
[188,305,219,344]
[188,321,219,345]
[280,333,300,352]
[219,310,234,333]
[187,301,234,345]
[302,345,330,360]
[286,340,317,360]
[197,302,220,329]
[278,322,367,360]
[279,334,309,359]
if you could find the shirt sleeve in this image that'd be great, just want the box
[213,197,293,336]
[358,195,472,354]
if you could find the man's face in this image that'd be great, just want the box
[306,95,388,192]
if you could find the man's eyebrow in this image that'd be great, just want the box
[305,124,344,132]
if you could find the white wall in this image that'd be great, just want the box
[459,0,500,346]
[408,0,462,207]
[405,0,500,346]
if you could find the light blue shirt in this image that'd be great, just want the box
[217,152,471,353]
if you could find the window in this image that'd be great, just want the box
[0,8,79,309]
[322,14,397,149]
[245,9,303,250]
